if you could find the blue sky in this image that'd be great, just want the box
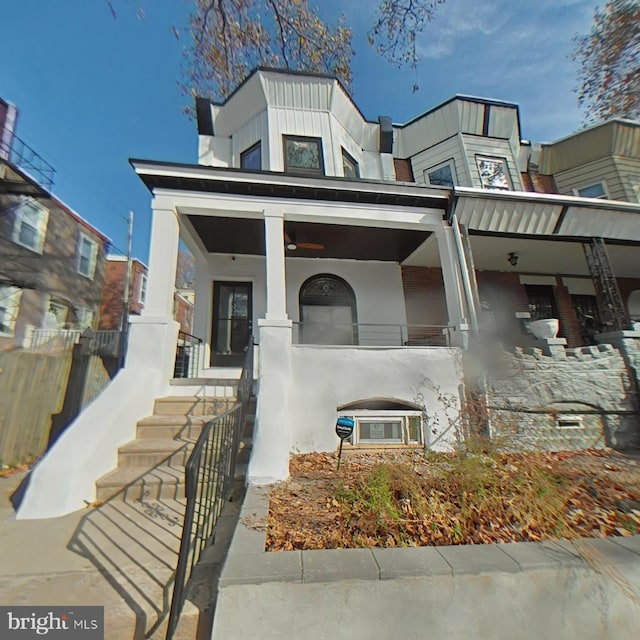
[0,0,597,262]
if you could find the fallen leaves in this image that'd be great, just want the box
[266,448,640,551]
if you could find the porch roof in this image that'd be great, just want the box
[130,159,450,211]
[452,187,640,244]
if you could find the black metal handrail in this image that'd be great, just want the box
[166,335,254,639]
[0,133,55,192]
[174,330,203,379]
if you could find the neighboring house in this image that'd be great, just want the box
[0,102,110,350]
[173,289,194,334]
[98,256,148,330]
[17,69,640,519]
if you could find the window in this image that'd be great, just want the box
[77,233,98,278]
[341,149,359,179]
[12,198,49,253]
[0,286,22,336]
[340,411,423,446]
[76,306,94,329]
[283,136,324,176]
[46,302,67,329]
[139,274,148,304]
[574,182,608,199]
[476,156,512,190]
[556,416,584,430]
[425,160,456,187]
[240,141,261,170]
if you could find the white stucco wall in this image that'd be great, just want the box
[249,339,463,485]
[287,346,463,454]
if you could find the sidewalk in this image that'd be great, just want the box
[0,471,243,640]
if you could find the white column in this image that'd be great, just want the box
[144,204,180,319]
[436,223,469,347]
[263,209,288,321]
[247,208,292,484]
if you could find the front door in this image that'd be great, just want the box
[211,281,252,366]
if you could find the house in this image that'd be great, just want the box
[0,100,110,351]
[98,256,148,330]
[16,69,640,519]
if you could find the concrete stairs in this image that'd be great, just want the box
[96,392,240,503]
[77,380,256,638]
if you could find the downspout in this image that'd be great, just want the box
[450,212,479,336]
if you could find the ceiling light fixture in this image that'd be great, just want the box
[286,242,297,251]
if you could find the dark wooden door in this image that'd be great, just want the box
[211,282,252,366]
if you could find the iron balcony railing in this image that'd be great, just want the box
[173,331,202,379]
[166,335,254,640]
[0,133,55,192]
[292,322,452,347]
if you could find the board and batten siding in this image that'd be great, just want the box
[553,157,627,201]
[410,136,470,187]
[232,110,268,168]
[461,134,523,191]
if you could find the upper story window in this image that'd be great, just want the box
[476,156,512,191]
[77,233,99,279]
[283,135,324,176]
[574,182,608,199]
[0,286,22,336]
[425,160,456,188]
[240,141,262,170]
[139,274,148,304]
[76,306,94,329]
[46,301,67,329]
[341,149,360,179]
[12,198,49,253]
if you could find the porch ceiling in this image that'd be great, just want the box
[187,215,430,261]
[406,234,640,278]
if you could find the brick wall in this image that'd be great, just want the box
[401,267,448,325]
[553,277,582,347]
[393,158,415,182]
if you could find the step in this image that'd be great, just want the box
[153,396,237,417]
[117,439,191,468]
[96,465,187,502]
[136,415,209,440]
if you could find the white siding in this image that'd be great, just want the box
[261,73,333,110]
[461,135,523,190]
[457,100,484,135]
[267,107,335,175]
[553,157,626,201]
[232,110,268,168]
[410,136,470,186]
[615,157,640,202]
[395,101,461,158]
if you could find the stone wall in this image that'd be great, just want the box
[482,339,640,451]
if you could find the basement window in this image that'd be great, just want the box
[339,410,423,446]
[555,415,584,429]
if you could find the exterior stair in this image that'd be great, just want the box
[95,387,242,503]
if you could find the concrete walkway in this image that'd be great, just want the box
[0,470,243,640]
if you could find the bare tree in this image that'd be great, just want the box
[573,0,640,123]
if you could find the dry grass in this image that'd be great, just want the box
[266,445,640,551]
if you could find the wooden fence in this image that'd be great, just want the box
[0,348,113,466]
[0,350,72,466]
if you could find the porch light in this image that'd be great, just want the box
[507,252,518,267]
[286,242,298,251]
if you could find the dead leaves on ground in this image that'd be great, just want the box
[266,449,640,551]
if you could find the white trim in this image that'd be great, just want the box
[572,181,609,200]
[139,273,148,305]
[76,232,99,279]
[338,409,424,446]
[11,197,49,254]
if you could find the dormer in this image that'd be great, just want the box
[195,68,395,180]
[539,119,640,203]
[394,96,526,192]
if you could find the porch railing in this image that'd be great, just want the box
[166,335,254,640]
[292,322,452,347]
[1,133,56,192]
[173,331,202,379]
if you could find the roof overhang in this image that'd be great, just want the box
[130,159,450,211]
[452,187,640,244]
